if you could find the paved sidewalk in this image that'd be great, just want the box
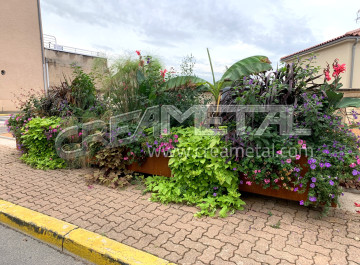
[0,146,360,265]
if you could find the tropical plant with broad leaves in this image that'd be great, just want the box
[162,48,272,108]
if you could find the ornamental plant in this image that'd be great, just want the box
[20,117,66,169]
[221,57,360,212]
[145,127,245,217]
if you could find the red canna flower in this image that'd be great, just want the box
[136,50,141,56]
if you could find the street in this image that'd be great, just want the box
[0,223,91,265]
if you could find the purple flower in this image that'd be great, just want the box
[325,162,331,168]
[310,164,316,170]
[319,163,324,168]
[323,149,329,154]
[294,167,300,172]
[294,187,298,192]
[233,168,237,171]
[299,200,304,205]
[154,140,158,145]
[348,150,353,154]
[309,196,317,202]
[213,186,218,190]
[128,132,132,136]
[329,180,334,186]
[352,169,358,176]
[213,193,217,197]
[299,183,303,188]
[310,183,315,188]
[311,177,317,182]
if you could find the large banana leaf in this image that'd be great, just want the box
[162,76,208,90]
[336,97,360,108]
[220,56,272,81]
[326,91,343,108]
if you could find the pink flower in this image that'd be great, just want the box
[325,71,331,81]
[357,159,360,165]
[276,150,282,155]
[298,139,303,145]
[295,154,301,160]
[301,144,306,149]
[350,163,356,168]
[123,157,129,160]
[264,179,270,184]
[79,132,83,136]
[246,181,252,186]
[174,135,178,139]
[254,170,258,174]
[274,179,279,183]
[286,159,291,163]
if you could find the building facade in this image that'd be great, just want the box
[0,0,45,112]
[281,29,360,95]
[0,1,105,113]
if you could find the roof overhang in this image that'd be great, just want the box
[281,36,359,62]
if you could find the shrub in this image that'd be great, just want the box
[85,146,136,189]
[20,117,65,169]
[221,57,360,212]
[145,127,245,217]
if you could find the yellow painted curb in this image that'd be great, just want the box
[63,228,172,265]
[0,200,175,265]
[0,200,76,248]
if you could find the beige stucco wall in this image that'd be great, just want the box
[0,0,44,112]
[283,39,360,89]
[45,49,101,89]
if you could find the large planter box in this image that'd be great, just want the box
[238,180,308,202]
[126,156,172,177]
[127,156,334,205]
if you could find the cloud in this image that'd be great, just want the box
[41,0,359,81]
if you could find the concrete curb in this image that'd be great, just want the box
[0,200,175,265]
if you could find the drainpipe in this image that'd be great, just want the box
[350,37,360,89]
[37,0,48,95]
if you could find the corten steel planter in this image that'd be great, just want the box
[128,155,336,206]
[238,155,309,202]
[126,155,172,177]
[238,180,309,202]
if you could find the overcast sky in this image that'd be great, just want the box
[41,0,360,81]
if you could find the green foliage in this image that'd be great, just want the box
[221,57,360,212]
[163,50,272,104]
[20,117,65,169]
[145,127,245,217]
[69,65,97,111]
[85,146,135,189]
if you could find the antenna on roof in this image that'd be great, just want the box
[357,9,360,23]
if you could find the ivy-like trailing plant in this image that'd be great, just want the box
[20,117,66,169]
[145,127,245,217]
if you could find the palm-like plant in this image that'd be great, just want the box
[163,48,273,109]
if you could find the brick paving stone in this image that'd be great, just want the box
[296,256,314,265]
[347,245,360,264]
[0,145,359,265]
[197,246,220,264]
[230,255,262,265]
[330,249,348,265]
[178,249,201,265]
[313,253,331,265]
[248,250,280,264]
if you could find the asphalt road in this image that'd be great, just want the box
[0,223,91,265]
[0,116,10,134]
